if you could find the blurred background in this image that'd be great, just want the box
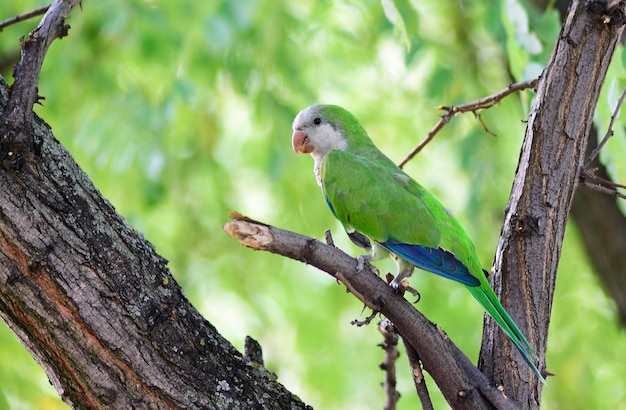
[0,1,625,409]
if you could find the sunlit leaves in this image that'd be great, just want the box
[501,0,559,81]
[381,0,419,52]
[0,1,625,409]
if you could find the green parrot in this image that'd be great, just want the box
[291,104,545,383]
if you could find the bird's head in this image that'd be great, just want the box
[291,104,356,161]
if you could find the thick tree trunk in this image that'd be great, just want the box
[0,76,310,409]
[541,0,626,329]
[482,0,625,407]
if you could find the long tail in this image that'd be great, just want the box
[466,284,546,384]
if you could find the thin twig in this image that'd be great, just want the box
[324,229,335,246]
[580,168,626,200]
[474,111,497,136]
[581,180,626,199]
[0,5,51,32]
[398,79,538,168]
[583,169,626,189]
[400,334,434,410]
[379,319,400,410]
[585,85,626,167]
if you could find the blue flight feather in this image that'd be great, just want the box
[382,239,480,287]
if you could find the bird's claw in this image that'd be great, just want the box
[356,254,379,275]
[404,285,421,303]
[388,276,421,303]
[351,307,378,327]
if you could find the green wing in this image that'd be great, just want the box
[321,148,481,274]
[321,149,440,246]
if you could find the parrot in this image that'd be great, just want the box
[291,104,545,383]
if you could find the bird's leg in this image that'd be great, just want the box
[356,243,387,275]
[389,256,413,289]
[356,254,374,272]
[389,256,420,299]
[348,230,379,275]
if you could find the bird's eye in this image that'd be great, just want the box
[313,117,321,125]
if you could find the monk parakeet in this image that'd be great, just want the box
[291,104,544,382]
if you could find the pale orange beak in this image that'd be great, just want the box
[292,130,314,154]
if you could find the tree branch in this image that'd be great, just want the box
[399,331,435,410]
[0,5,51,32]
[580,170,626,199]
[378,319,400,410]
[398,79,538,168]
[224,216,520,409]
[7,0,81,127]
[545,0,626,330]
[2,0,82,169]
[0,3,313,408]
[584,84,626,167]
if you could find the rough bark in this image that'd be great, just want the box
[540,0,626,329]
[0,76,310,408]
[0,2,313,408]
[482,1,625,408]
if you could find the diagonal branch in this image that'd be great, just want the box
[400,331,434,410]
[224,214,519,410]
[584,84,626,168]
[398,79,538,169]
[0,5,51,32]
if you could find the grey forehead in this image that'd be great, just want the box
[293,105,322,128]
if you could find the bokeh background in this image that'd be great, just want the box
[1,1,625,409]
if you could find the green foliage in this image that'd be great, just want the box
[0,1,624,409]
[500,0,559,80]
[596,45,626,215]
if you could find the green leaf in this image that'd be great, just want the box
[381,0,412,51]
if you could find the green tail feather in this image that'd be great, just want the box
[466,284,546,384]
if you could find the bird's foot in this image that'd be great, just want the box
[404,285,421,303]
[388,274,421,303]
[351,307,379,327]
[356,254,379,275]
